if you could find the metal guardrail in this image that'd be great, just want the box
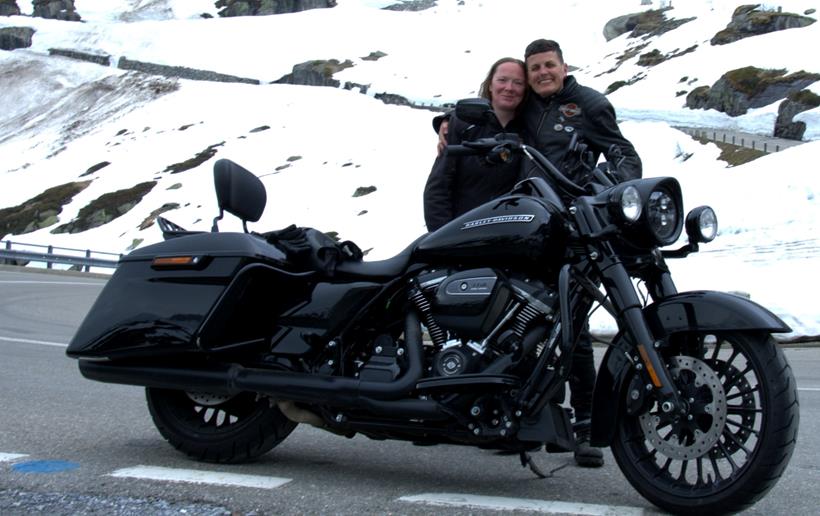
[0,239,121,271]
[676,127,803,154]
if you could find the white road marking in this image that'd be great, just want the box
[398,493,646,515]
[0,280,102,286]
[108,465,291,490]
[0,453,28,462]
[799,387,820,392]
[0,335,68,348]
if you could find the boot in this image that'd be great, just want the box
[574,419,604,468]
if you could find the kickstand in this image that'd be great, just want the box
[519,451,549,479]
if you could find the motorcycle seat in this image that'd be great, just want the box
[334,235,425,281]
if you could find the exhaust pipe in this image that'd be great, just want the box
[79,312,432,410]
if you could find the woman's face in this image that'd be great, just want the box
[490,62,526,112]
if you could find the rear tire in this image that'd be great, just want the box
[610,332,799,514]
[146,388,297,463]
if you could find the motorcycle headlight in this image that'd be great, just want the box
[685,206,718,243]
[647,187,680,245]
[620,186,642,222]
[605,177,684,248]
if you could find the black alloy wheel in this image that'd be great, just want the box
[610,332,799,515]
[146,388,297,463]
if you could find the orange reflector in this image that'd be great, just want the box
[152,256,199,267]
[637,345,663,388]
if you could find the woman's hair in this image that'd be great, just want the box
[478,57,526,101]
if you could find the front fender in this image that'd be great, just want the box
[644,290,791,335]
[590,290,790,446]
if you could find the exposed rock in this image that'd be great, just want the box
[637,45,697,67]
[352,186,376,197]
[374,92,412,106]
[0,1,20,16]
[603,8,695,41]
[139,203,181,230]
[32,0,81,21]
[711,4,815,45]
[605,73,646,95]
[774,89,820,140]
[80,161,111,177]
[164,142,225,174]
[383,0,436,11]
[274,59,354,87]
[0,181,91,236]
[361,51,387,61]
[215,0,336,17]
[0,26,33,50]
[685,67,820,116]
[52,182,157,234]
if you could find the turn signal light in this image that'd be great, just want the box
[151,255,204,269]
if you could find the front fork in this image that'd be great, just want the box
[592,247,684,416]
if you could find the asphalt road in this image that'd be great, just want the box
[1,267,819,515]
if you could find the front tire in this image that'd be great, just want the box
[146,388,297,463]
[610,332,799,514]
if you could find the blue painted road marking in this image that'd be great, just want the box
[12,460,79,473]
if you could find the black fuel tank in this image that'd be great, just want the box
[415,195,567,270]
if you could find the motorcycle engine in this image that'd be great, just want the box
[411,268,557,377]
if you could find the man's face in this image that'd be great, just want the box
[526,51,568,98]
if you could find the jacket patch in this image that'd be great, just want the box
[559,103,581,118]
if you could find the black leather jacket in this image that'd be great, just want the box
[521,75,642,182]
[423,114,525,232]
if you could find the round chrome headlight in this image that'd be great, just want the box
[620,185,642,222]
[647,187,681,245]
[686,206,718,243]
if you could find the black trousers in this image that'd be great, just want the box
[569,329,596,422]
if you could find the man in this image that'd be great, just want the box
[433,39,642,468]
[522,39,642,468]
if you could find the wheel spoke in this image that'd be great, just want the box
[724,365,753,391]
[710,340,723,360]
[726,385,759,401]
[678,457,689,482]
[726,405,762,415]
[709,454,723,481]
[717,440,740,473]
[725,418,760,437]
[696,457,705,486]
[722,428,753,457]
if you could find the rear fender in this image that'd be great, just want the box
[590,290,790,446]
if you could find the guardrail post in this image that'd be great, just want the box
[47,245,54,269]
[85,250,91,272]
[3,240,9,266]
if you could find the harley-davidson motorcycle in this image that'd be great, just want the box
[67,99,798,514]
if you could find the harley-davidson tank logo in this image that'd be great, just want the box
[461,214,535,229]
[559,103,581,118]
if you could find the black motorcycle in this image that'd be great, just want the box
[67,98,798,514]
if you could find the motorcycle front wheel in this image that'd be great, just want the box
[610,331,799,515]
[146,388,297,463]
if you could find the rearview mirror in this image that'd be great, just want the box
[455,98,496,126]
[212,159,266,232]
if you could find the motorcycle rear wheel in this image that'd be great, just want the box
[610,331,798,515]
[146,388,297,463]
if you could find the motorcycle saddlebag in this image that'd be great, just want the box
[66,232,292,360]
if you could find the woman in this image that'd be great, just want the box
[423,57,527,232]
